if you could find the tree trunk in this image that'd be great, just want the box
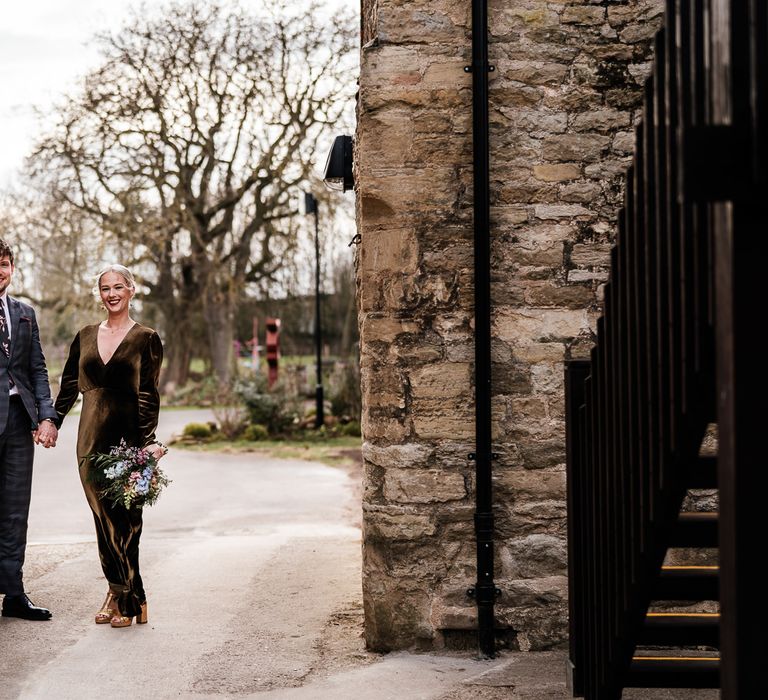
[204,288,235,386]
[161,340,192,392]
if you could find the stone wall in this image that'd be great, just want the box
[356,0,664,651]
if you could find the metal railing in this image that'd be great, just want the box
[565,1,766,697]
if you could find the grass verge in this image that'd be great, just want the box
[173,435,362,470]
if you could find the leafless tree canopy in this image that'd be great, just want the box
[28,0,357,385]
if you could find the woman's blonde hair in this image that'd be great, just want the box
[93,264,136,302]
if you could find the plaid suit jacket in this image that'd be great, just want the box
[0,296,57,434]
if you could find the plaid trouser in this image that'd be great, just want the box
[0,397,36,596]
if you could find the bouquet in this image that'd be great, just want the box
[88,439,171,510]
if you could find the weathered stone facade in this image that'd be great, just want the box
[356,0,663,651]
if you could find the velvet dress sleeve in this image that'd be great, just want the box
[138,331,163,447]
[54,331,81,429]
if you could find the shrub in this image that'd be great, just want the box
[235,376,301,435]
[212,387,247,439]
[183,422,213,439]
[242,424,269,441]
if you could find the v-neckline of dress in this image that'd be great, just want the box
[96,322,138,367]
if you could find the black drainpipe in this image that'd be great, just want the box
[466,0,496,658]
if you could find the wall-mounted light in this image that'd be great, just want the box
[323,135,354,192]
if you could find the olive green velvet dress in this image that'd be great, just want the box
[54,323,163,616]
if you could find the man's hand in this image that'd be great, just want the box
[34,420,58,448]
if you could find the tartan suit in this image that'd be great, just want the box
[0,297,57,596]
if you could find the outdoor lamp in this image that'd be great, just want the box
[304,192,318,215]
[323,135,354,192]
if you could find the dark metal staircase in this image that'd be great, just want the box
[564,0,768,697]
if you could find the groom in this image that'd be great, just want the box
[0,239,58,621]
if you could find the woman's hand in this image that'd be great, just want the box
[146,443,167,461]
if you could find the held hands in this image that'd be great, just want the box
[33,420,58,448]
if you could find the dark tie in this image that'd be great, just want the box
[0,301,9,358]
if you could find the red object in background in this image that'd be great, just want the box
[265,317,281,388]
[252,317,259,370]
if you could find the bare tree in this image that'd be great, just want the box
[29,0,357,385]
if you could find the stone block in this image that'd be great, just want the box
[363,441,434,470]
[524,281,595,309]
[423,60,472,89]
[360,228,420,275]
[517,438,566,469]
[531,363,565,394]
[361,411,410,442]
[412,399,475,440]
[490,5,560,37]
[532,163,581,182]
[390,342,444,363]
[584,159,632,179]
[358,109,414,167]
[500,534,568,578]
[494,308,591,344]
[497,109,569,136]
[612,130,636,155]
[511,342,566,363]
[360,45,423,88]
[510,396,548,422]
[562,6,605,25]
[500,468,566,501]
[532,204,593,220]
[542,133,611,162]
[409,362,471,399]
[362,167,460,214]
[383,468,467,504]
[500,575,568,609]
[504,240,565,268]
[431,314,471,343]
[498,499,568,537]
[431,602,476,630]
[360,315,421,344]
[567,269,610,283]
[444,342,474,362]
[378,3,469,44]
[359,194,397,228]
[559,180,602,203]
[491,362,533,395]
[499,61,569,86]
[365,509,437,541]
[620,21,661,44]
[490,205,530,225]
[571,242,613,267]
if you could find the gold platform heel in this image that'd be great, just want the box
[95,591,118,624]
[110,601,148,628]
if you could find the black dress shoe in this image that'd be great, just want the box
[2,594,52,620]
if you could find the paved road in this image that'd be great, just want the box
[2,410,367,699]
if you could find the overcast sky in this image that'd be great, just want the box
[0,1,138,186]
[0,0,356,188]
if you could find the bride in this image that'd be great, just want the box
[54,264,164,627]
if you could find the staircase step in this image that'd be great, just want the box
[652,566,719,601]
[638,612,719,646]
[687,456,717,489]
[669,512,719,548]
[625,655,720,688]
